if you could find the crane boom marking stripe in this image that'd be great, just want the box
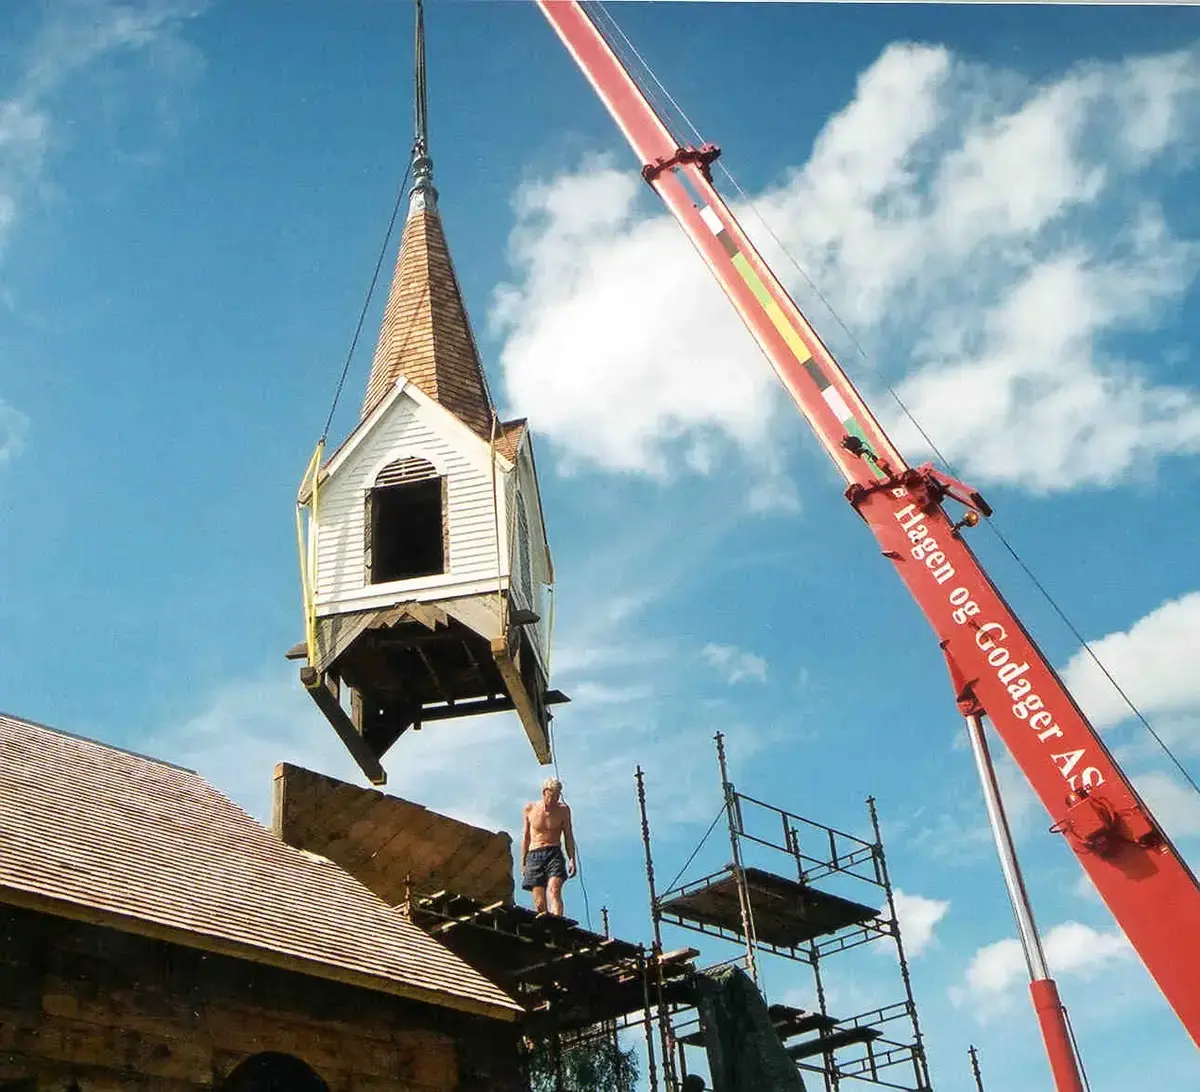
[803,360,831,391]
[698,202,887,480]
[700,204,819,372]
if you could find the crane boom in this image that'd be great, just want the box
[537,0,1200,1055]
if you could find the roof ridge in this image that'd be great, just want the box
[0,711,197,774]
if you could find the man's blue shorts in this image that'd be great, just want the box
[522,845,567,890]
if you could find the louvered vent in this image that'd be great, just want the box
[376,457,439,488]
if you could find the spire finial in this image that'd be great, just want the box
[410,0,437,214]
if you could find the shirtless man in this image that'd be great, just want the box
[520,777,577,916]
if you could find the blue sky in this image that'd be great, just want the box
[2,1,1200,1088]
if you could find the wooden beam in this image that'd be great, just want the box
[460,639,499,697]
[398,602,448,631]
[420,696,516,722]
[300,666,387,786]
[362,706,414,760]
[490,637,552,765]
[416,645,454,706]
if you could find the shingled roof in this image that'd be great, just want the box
[0,712,520,1021]
[360,183,497,438]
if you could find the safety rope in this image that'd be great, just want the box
[295,440,325,665]
[549,718,593,932]
[664,805,725,895]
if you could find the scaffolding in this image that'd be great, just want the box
[403,882,697,1092]
[636,733,934,1092]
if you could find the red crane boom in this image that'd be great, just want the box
[536,0,1200,1075]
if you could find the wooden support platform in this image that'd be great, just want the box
[675,1001,837,1049]
[768,1003,839,1040]
[407,890,697,1033]
[786,1025,884,1060]
[300,666,386,785]
[291,603,569,784]
[658,865,880,949]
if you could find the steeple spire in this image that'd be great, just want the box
[358,0,494,435]
[409,0,437,214]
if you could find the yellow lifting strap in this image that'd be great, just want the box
[295,439,325,667]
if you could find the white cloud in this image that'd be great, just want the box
[1133,769,1200,840]
[994,748,1042,841]
[1,0,203,257]
[701,642,768,685]
[954,920,1133,1011]
[1,0,206,467]
[148,665,365,825]
[0,400,30,465]
[1060,591,1200,732]
[891,888,950,957]
[492,41,1200,494]
[1073,870,1102,904]
[491,155,787,480]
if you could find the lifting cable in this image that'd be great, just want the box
[664,805,726,896]
[319,158,414,443]
[549,718,594,932]
[589,0,1200,801]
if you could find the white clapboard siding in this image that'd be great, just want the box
[313,393,512,614]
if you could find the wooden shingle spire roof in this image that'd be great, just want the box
[0,712,521,1020]
[360,0,495,439]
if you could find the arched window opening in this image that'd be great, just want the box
[367,457,445,583]
[220,1051,330,1092]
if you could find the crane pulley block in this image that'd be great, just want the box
[1051,790,1163,856]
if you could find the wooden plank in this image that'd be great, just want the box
[421,696,515,721]
[416,645,454,705]
[447,839,516,904]
[786,1026,883,1060]
[490,636,551,765]
[427,834,509,896]
[300,666,387,785]
[399,602,449,631]
[288,783,389,859]
[313,610,384,675]
[275,766,374,849]
[274,765,515,905]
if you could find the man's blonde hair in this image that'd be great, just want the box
[542,777,563,793]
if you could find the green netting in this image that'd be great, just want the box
[693,966,808,1092]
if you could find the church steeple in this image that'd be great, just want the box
[360,0,494,437]
[408,0,437,215]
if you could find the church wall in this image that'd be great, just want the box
[0,904,526,1092]
[313,394,510,616]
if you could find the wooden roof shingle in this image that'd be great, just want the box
[361,205,495,438]
[0,712,521,1021]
